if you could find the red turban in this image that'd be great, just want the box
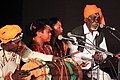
[0,25,22,43]
[84,5,105,25]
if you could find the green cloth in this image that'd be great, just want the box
[64,61,77,80]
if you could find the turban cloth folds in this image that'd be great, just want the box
[0,25,22,43]
[84,5,105,25]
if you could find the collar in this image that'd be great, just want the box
[83,23,90,35]
[83,23,99,36]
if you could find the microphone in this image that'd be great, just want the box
[58,35,74,42]
[100,24,116,30]
[67,32,85,39]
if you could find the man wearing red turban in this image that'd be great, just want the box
[84,5,105,25]
[68,4,112,80]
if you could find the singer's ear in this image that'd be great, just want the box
[84,18,87,22]
[84,17,92,22]
[84,18,91,25]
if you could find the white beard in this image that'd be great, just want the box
[91,26,98,31]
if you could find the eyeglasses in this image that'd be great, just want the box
[9,38,22,45]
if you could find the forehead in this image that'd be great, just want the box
[44,25,52,31]
[55,21,61,26]
[88,13,100,18]
[54,21,62,29]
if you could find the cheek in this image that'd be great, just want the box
[59,28,63,33]
[8,44,18,51]
[43,34,51,41]
[11,44,18,48]
[55,30,62,35]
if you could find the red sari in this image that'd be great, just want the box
[28,41,53,55]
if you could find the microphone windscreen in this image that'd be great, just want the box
[100,24,104,28]
[58,35,63,40]
[67,32,72,37]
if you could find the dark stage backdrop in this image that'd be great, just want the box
[22,0,120,34]
[0,1,120,78]
[0,0,120,54]
[0,0,22,27]
[22,0,120,54]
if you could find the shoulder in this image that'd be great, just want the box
[72,25,82,32]
[71,25,84,35]
[28,40,38,47]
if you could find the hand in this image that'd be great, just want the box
[12,70,29,80]
[71,51,81,56]
[80,60,89,67]
[114,53,120,59]
[52,56,60,61]
[93,52,103,61]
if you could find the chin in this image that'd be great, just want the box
[91,26,98,30]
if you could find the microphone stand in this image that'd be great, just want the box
[118,57,120,80]
[97,54,100,80]
[73,41,113,80]
[91,55,95,80]
[108,30,120,42]
[78,39,114,57]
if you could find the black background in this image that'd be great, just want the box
[0,0,120,54]
[0,1,120,78]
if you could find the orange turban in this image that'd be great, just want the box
[0,25,22,43]
[84,5,105,25]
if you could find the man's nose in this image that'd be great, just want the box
[95,18,99,22]
[18,41,23,46]
[49,32,52,36]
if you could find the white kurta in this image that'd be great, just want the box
[21,46,53,62]
[0,45,53,79]
[68,23,111,80]
[0,46,21,79]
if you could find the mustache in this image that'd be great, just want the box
[10,45,26,55]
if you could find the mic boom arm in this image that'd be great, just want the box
[67,32,113,57]
[73,40,113,57]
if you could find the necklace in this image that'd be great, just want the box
[3,50,16,65]
[36,42,52,55]
[55,41,64,57]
